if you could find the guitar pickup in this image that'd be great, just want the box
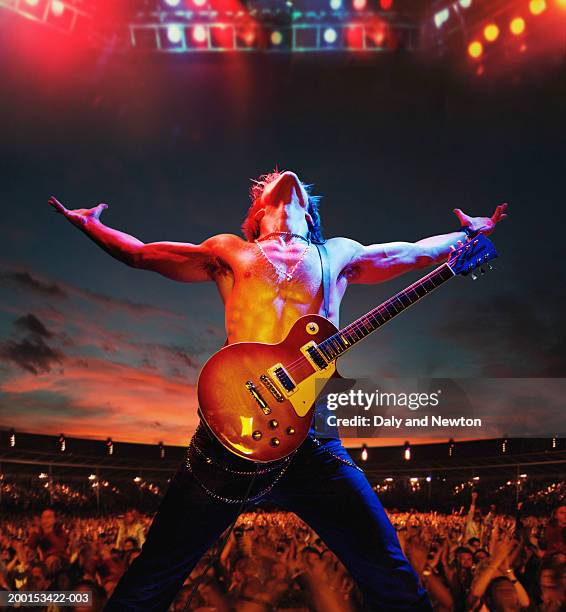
[260,374,285,402]
[300,341,329,371]
[245,380,271,415]
[270,365,296,393]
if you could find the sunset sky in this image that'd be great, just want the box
[1,16,564,447]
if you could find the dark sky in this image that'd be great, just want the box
[1,14,564,445]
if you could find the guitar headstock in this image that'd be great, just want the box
[447,234,498,279]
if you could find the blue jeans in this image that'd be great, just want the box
[106,421,431,611]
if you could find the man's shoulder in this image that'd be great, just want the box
[323,236,363,259]
[204,233,248,253]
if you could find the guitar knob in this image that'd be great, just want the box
[270,437,280,447]
[252,431,263,441]
[286,426,295,435]
[269,419,279,429]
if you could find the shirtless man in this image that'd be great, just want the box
[49,171,507,611]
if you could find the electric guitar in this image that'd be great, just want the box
[197,235,498,462]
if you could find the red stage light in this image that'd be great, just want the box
[353,0,367,11]
[510,17,525,35]
[380,0,393,9]
[529,0,546,14]
[484,23,499,42]
[468,40,483,58]
[345,24,364,49]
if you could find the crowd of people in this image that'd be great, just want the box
[0,494,564,611]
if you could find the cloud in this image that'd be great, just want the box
[0,264,182,320]
[1,271,67,298]
[0,313,65,374]
[0,357,200,445]
[14,313,53,338]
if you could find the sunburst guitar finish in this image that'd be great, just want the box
[197,315,340,463]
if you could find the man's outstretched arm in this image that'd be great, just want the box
[48,196,233,282]
[340,204,508,284]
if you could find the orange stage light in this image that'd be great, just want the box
[484,23,499,42]
[468,40,483,58]
[510,17,525,35]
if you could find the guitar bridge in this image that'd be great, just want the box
[260,374,285,402]
[245,380,271,415]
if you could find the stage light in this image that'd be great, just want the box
[323,28,338,44]
[404,441,411,461]
[9,429,15,447]
[236,24,257,48]
[380,0,393,9]
[271,30,283,45]
[88,474,96,480]
[193,25,207,43]
[193,0,207,6]
[385,477,394,482]
[448,438,455,457]
[106,437,114,456]
[510,17,525,35]
[133,476,142,483]
[353,0,367,11]
[159,441,165,459]
[361,444,368,461]
[501,438,508,453]
[167,24,183,44]
[409,477,419,483]
[25,0,40,5]
[345,24,364,49]
[210,25,234,49]
[39,472,48,479]
[434,8,450,29]
[58,433,66,453]
[459,0,472,7]
[520,473,527,478]
[329,0,342,8]
[484,23,499,42]
[552,436,557,448]
[557,0,566,8]
[426,476,432,482]
[468,40,483,58]
[51,0,64,16]
[165,0,181,5]
[529,0,546,14]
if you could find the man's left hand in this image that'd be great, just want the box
[453,203,508,236]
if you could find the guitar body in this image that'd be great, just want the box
[197,314,341,462]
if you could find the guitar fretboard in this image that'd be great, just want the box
[317,263,455,362]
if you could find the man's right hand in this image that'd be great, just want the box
[48,195,108,229]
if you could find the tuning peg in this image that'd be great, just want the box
[470,271,478,280]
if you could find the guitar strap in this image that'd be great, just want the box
[315,242,330,318]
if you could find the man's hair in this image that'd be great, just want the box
[241,170,325,243]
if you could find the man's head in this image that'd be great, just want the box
[40,508,56,532]
[484,576,520,611]
[455,546,474,569]
[242,170,324,243]
[468,537,481,551]
[551,504,566,528]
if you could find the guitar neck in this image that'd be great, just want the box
[318,263,455,361]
